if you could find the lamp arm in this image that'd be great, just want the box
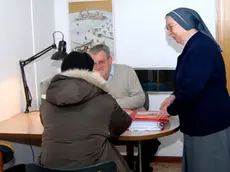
[19,44,56,113]
[21,44,56,66]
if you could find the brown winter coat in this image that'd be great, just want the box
[40,69,132,172]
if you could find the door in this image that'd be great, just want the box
[216,0,230,92]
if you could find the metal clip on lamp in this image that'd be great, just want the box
[19,31,67,113]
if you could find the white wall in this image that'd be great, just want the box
[32,0,59,106]
[0,0,56,168]
[0,0,33,121]
[114,0,216,68]
[54,0,216,157]
[0,0,57,120]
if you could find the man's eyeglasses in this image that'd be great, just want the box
[94,59,107,67]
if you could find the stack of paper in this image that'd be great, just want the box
[123,109,169,131]
[129,121,165,131]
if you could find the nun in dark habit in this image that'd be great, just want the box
[158,7,230,172]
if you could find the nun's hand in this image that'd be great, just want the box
[160,95,175,110]
[156,109,170,119]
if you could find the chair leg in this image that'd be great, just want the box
[0,152,3,172]
[126,144,134,170]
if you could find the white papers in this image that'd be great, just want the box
[129,121,165,131]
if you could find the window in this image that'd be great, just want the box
[135,69,175,92]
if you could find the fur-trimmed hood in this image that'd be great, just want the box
[46,69,108,106]
[61,69,108,92]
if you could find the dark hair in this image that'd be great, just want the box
[61,52,94,72]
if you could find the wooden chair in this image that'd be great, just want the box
[0,152,3,172]
[26,161,117,172]
[0,142,14,172]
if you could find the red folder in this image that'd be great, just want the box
[123,109,170,123]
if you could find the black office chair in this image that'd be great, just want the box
[143,91,149,110]
[26,161,116,172]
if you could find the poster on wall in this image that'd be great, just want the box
[68,0,114,56]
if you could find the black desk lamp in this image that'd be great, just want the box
[19,31,68,113]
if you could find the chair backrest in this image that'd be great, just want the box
[0,142,14,164]
[26,161,116,172]
[143,91,149,110]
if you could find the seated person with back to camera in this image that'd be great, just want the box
[39,52,133,172]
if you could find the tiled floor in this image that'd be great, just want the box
[151,162,181,172]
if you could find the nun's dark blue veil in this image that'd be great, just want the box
[166,7,222,52]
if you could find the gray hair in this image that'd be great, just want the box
[88,44,111,58]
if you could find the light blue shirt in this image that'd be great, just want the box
[108,64,114,81]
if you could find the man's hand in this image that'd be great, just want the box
[160,95,175,110]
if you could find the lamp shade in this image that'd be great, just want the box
[51,40,68,60]
[51,51,68,60]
